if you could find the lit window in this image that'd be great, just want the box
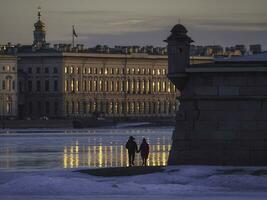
[141,68,145,74]
[71,79,74,92]
[93,80,97,91]
[65,80,68,92]
[167,82,171,93]
[152,81,156,92]
[126,80,129,93]
[157,81,160,92]
[99,80,103,91]
[110,81,113,92]
[163,81,166,92]
[76,80,79,92]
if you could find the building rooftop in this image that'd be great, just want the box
[214,52,267,62]
[188,53,267,73]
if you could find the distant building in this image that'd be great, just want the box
[234,45,247,55]
[1,8,213,121]
[249,44,262,55]
[0,55,18,118]
[17,52,211,120]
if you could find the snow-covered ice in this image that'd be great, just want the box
[1,166,267,199]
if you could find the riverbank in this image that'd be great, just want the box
[0,119,175,129]
[78,166,165,177]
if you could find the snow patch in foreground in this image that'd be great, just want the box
[0,166,267,196]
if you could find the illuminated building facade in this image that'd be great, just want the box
[17,52,211,120]
[0,55,17,118]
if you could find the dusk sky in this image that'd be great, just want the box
[1,0,267,49]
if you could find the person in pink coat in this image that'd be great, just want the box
[138,138,150,166]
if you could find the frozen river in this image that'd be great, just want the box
[0,127,173,171]
[1,127,267,200]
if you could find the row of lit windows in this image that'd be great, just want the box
[1,65,16,72]
[64,79,176,94]
[27,67,58,74]
[0,80,16,91]
[64,66,166,76]
[65,101,178,115]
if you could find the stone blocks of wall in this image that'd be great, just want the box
[169,72,267,166]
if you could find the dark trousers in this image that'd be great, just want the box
[128,152,135,166]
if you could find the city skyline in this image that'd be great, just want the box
[0,0,267,49]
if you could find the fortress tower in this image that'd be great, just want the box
[166,24,267,166]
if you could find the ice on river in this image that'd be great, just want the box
[0,166,267,200]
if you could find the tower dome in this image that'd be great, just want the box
[33,7,46,49]
[166,24,194,43]
[171,24,188,34]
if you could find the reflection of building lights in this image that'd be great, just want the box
[88,146,91,167]
[64,146,68,168]
[70,146,74,168]
[152,146,156,166]
[62,142,171,169]
[93,146,97,167]
[75,141,79,168]
[104,146,107,167]
[98,146,103,167]
[110,146,113,167]
[157,148,160,166]
[115,146,118,167]
[120,145,123,167]
[162,150,166,166]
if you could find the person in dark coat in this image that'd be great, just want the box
[125,136,138,167]
[138,138,149,166]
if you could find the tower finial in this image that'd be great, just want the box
[38,6,41,20]
[178,17,181,24]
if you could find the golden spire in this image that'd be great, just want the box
[38,6,41,20]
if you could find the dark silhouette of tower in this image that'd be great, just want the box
[33,7,46,49]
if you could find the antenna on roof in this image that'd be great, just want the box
[178,17,181,24]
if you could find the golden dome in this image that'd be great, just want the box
[34,20,45,30]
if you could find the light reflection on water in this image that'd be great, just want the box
[0,128,173,170]
[63,142,171,168]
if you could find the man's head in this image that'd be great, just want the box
[129,136,135,140]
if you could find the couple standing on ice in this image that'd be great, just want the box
[125,136,149,167]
